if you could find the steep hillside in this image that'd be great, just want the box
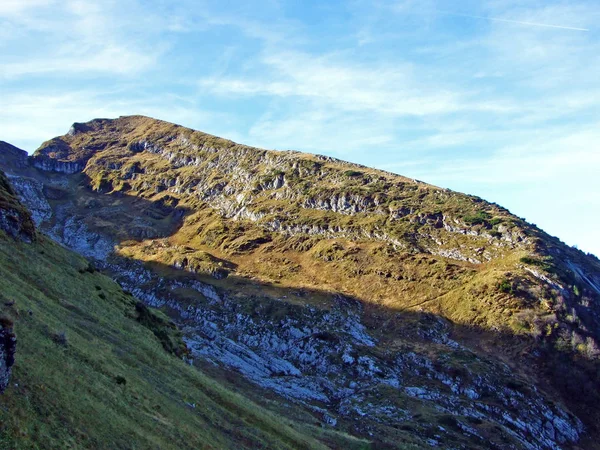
[1,116,599,449]
[0,169,365,449]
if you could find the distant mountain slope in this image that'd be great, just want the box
[0,169,35,242]
[1,116,599,449]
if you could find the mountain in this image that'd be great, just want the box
[1,115,599,449]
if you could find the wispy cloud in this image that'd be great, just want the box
[435,10,589,31]
[2,45,160,78]
[0,0,55,16]
[199,49,520,120]
[0,0,171,77]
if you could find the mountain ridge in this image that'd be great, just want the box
[1,115,599,449]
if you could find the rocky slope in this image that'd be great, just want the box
[1,116,599,449]
[0,170,361,449]
[0,167,35,243]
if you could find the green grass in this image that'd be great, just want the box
[0,231,339,449]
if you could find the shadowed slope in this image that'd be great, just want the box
[0,173,366,449]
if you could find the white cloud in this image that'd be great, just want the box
[199,50,520,119]
[2,45,159,78]
[434,10,589,31]
[384,124,600,186]
[246,108,397,154]
[0,0,169,78]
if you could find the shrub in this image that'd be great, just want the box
[519,256,550,267]
[463,211,491,225]
[135,302,189,358]
[78,262,96,274]
[498,278,513,294]
[520,255,559,274]
[489,217,503,226]
[343,170,362,177]
[51,331,68,346]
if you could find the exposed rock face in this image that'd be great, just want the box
[0,322,16,393]
[0,170,35,242]
[5,175,52,226]
[110,257,583,449]
[31,158,85,174]
[30,138,89,174]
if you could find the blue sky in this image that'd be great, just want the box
[1,0,599,256]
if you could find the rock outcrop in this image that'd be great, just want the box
[0,320,16,393]
[0,170,35,242]
[112,257,584,448]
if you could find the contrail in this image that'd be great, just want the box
[436,10,589,31]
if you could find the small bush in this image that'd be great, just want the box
[51,331,68,346]
[0,316,14,327]
[489,217,503,226]
[463,211,491,226]
[519,256,555,273]
[498,278,513,294]
[343,170,362,177]
[135,302,189,358]
[520,256,546,266]
[437,415,461,430]
[506,379,525,391]
[79,262,96,274]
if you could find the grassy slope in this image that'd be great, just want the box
[0,231,369,449]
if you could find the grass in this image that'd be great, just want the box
[0,231,349,449]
